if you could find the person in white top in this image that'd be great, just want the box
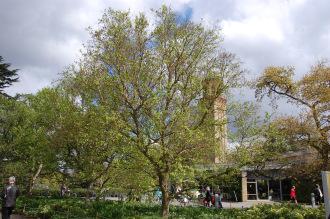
[314,184,323,205]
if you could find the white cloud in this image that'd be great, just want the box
[222,18,284,43]
[1,0,330,115]
[5,66,54,95]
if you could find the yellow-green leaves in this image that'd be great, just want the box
[300,62,330,104]
[255,61,330,170]
[255,66,296,100]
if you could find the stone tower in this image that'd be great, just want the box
[213,96,227,163]
[203,78,227,164]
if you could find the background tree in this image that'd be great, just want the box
[255,61,330,170]
[0,94,57,193]
[268,116,324,180]
[0,56,19,97]
[62,6,243,217]
[228,101,293,170]
[32,87,125,197]
[228,101,262,147]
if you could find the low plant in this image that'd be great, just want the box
[15,196,324,219]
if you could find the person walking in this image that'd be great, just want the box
[155,188,162,203]
[60,183,66,197]
[205,187,212,207]
[314,184,323,205]
[214,189,223,209]
[1,176,20,219]
[290,185,297,204]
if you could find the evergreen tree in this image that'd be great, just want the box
[0,56,19,97]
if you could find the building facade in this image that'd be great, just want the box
[241,149,318,202]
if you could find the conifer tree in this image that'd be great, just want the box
[0,56,19,97]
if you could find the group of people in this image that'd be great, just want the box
[289,184,323,205]
[203,186,223,208]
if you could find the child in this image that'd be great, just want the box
[290,186,297,204]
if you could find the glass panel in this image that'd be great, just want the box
[248,194,257,200]
[281,179,293,201]
[257,180,268,199]
[269,180,281,201]
[247,182,257,200]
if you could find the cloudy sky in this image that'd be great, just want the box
[1,0,330,113]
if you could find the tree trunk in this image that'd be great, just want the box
[321,149,329,171]
[159,172,170,218]
[28,163,43,195]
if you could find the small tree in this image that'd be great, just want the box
[0,56,19,97]
[255,61,330,170]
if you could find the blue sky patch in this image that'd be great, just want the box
[176,5,193,24]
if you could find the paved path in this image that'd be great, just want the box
[171,199,315,209]
[0,213,28,219]
[222,200,315,209]
[223,200,275,208]
[171,199,277,208]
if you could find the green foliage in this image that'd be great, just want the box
[59,5,243,216]
[1,5,244,217]
[228,101,294,170]
[196,167,241,201]
[15,197,324,219]
[33,87,128,194]
[0,94,57,191]
[228,101,262,146]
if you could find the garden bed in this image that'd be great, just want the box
[14,197,324,219]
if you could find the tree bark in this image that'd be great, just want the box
[321,148,330,171]
[159,172,170,218]
[28,163,43,195]
[311,106,330,171]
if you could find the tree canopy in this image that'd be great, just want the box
[59,6,243,217]
[255,61,330,170]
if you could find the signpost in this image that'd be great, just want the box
[322,171,330,219]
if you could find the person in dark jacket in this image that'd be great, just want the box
[1,176,20,219]
[314,184,323,205]
[205,187,212,207]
